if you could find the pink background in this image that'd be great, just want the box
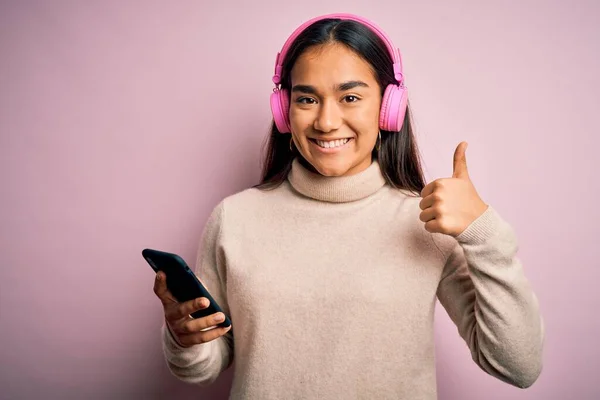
[1,1,598,399]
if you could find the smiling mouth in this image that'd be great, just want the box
[309,138,353,149]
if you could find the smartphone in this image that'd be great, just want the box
[142,248,231,328]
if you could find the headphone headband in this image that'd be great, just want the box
[272,13,404,86]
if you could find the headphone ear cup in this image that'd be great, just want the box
[270,89,291,133]
[379,84,408,132]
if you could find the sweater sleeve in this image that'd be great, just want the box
[434,205,545,389]
[161,201,234,385]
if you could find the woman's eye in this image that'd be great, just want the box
[297,97,316,104]
[296,96,359,104]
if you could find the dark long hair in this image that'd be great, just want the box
[254,18,426,196]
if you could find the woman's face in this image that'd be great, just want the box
[289,42,382,177]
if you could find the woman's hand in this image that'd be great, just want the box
[153,271,231,348]
[419,142,489,237]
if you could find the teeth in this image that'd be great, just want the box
[315,138,350,148]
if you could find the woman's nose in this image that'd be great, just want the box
[313,99,342,132]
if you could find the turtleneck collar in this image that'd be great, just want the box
[287,158,387,203]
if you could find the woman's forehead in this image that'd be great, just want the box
[290,43,377,86]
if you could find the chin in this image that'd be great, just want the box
[311,157,355,177]
[318,168,348,177]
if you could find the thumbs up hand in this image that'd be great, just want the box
[419,142,489,237]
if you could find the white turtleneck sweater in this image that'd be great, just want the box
[161,158,544,399]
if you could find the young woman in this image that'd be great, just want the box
[153,13,544,399]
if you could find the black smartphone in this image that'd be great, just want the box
[142,248,231,328]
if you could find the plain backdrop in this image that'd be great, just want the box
[1,0,598,399]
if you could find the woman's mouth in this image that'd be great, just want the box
[309,138,353,152]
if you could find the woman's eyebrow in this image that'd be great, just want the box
[337,80,369,91]
[291,84,317,94]
[291,80,370,94]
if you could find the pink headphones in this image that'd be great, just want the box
[270,13,408,134]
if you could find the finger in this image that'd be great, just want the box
[166,296,209,322]
[153,272,176,306]
[418,193,440,210]
[179,312,227,334]
[420,181,435,198]
[424,219,442,233]
[452,141,469,179]
[421,178,447,199]
[419,207,438,223]
[178,325,232,347]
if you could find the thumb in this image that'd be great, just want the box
[452,141,469,179]
[153,272,176,306]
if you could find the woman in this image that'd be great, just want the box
[153,13,544,399]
